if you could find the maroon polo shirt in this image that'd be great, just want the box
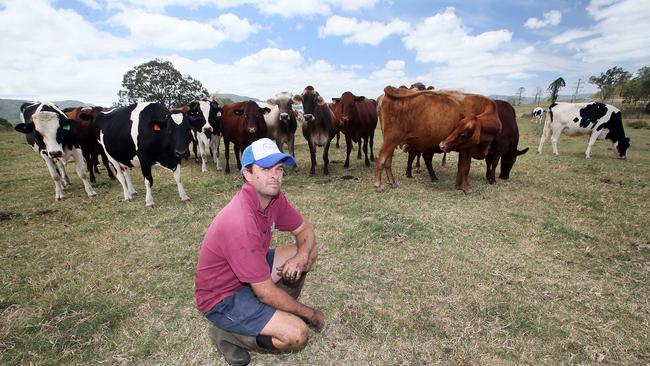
[194,181,303,313]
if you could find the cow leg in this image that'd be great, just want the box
[173,164,190,203]
[139,163,156,208]
[406,151,416,178]
[369,134,375,162]
[56,160,70,188]
[335,131,340,148]
[98,148,116,180]
[323,141,332,175]
[374,141,399,192]
[550,127,563,156]
[308,141,317,175]
[211,134,222,171]
[81,147,96,183]
[537,114,553,154]
[41,155,65,200]
[343,135,352,168]
[440,153,447,167]
[224,140,231,174]
[385,152,398,188]
[585,130,602,158]
[423,150,438,182]
[234,145,242,171]
[456,150,473,194]
[70,148,97,197]
[357,142,362,160]
[362,137,370,167]
[485,152,498,184]
[197,136,208,173]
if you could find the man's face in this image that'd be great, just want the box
[244,162,285,198]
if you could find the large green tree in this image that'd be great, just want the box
[116,59,209,108]
[622,66,650,113]
[589,66,631,101]
[547,77,566,103]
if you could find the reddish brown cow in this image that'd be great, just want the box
[331,92,378,168]
[375,86,501,193]
[485,100,529,184]
[63,106,115,183]
[219,101,270,173]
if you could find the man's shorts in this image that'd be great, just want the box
[204,249,276,336]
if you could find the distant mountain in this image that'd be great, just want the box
[215,93,263,103]
[0,99,91,126]
[489,93,595,105]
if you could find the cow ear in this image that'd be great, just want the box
[15,122,35,134]
[210,100,220,109]
[234,109,244,116]
[316,96,326,105]
[259,107,271,115]
[292,95,303,103]
[266,98,277,106]
[332,98,340,103]
[354,96,366,102]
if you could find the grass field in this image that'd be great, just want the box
[1,107,649,365]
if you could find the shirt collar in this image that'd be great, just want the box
[241,181,278,214]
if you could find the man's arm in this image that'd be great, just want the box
[250,279,325,330]
[277,220,316,282]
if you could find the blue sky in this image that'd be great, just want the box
[1,0,648,106]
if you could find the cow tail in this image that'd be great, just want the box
[542,105,553,136]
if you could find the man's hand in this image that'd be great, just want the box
[276,255,307,283]
[307,309,325,332]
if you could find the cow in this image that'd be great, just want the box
[537,102,630,159]
[292,86,339,175]
[94,102,192,207]
[532,107,544,124]
[331,91,378,168]
[485,100,529,184]
[375,86,502,193]
[184,100,223,172]
[220,101,270,173]
[14,102,97,200]
[264,92,298,157]
[63,106,116,183]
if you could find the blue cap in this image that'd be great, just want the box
[241,138,296,172]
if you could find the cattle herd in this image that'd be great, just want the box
[14,83,630,206]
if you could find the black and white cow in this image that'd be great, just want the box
[187,100,223,172]
[532,107,544,124]
[537,102,630,159]
[14,102,97,200]
[264,92,298,157]
[94,102,192,207]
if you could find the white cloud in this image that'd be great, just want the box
[524,10,562,29]
[550,29,598,44]
[402,8,512,63]
[319,16,410,45]
[76,0,103,10]
[212,13,259,42]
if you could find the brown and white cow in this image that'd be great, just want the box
[63,106,115,183]
[375,87,502,193]
[15,102,97,200]
[331,92,377,168]
[264,92,298,157]
[293,86,339,175]
[220,101,270,173]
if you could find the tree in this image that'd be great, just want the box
[534,87,543,106]
[622,66,650,113]
[516,87,525,105]
[0,117,12,131]
[547,77,566,103]
[589,66,631,101]
[116,59,209,108]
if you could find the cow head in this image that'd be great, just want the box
[295,86,323,117]
[336,91,366,123]
[234,101,270,136]
[498,147,529,180]
[439,114,482,153]
[187,100,223,137]
[614,137,630,159]
[163,109,192,159]
[16,110,76,158]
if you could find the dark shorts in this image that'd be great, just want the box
[204,249,276,336]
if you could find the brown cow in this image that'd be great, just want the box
[375,86,501,193]
[292,86,338,175]
[485,100,529,184]
[331,92,378,168]
[63,106,115,183]
[220,101,270,173]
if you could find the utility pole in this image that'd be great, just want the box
[517,87,525,105]
[534,87,542,106]
[571,78,583,102]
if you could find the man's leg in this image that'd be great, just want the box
[259,310,309,351]
[270,244,318,284]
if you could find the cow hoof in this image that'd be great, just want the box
[88,192,97,197]
[374,185,384,193]
[146,203,155,208]
[181,197,191,203]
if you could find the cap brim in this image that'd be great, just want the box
[254,152,297,168]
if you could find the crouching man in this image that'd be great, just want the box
[194,138,325,365]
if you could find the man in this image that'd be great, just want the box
[195,138,325,365]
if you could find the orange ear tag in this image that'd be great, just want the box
[153,123,161,131]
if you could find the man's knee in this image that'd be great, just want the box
[282,323,309,350]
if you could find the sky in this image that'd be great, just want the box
[1,0,649,106]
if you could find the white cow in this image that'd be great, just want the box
[14,102,97,200]
[537,102,630,159]
[532,107,544,124]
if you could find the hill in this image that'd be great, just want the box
[0,99,91,126]
[215,93,262,103]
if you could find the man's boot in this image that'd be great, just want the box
[276,272,307,300]
[208,325,251,366]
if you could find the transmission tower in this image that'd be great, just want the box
[571,78,583,102]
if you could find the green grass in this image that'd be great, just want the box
[1,112,650,365]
